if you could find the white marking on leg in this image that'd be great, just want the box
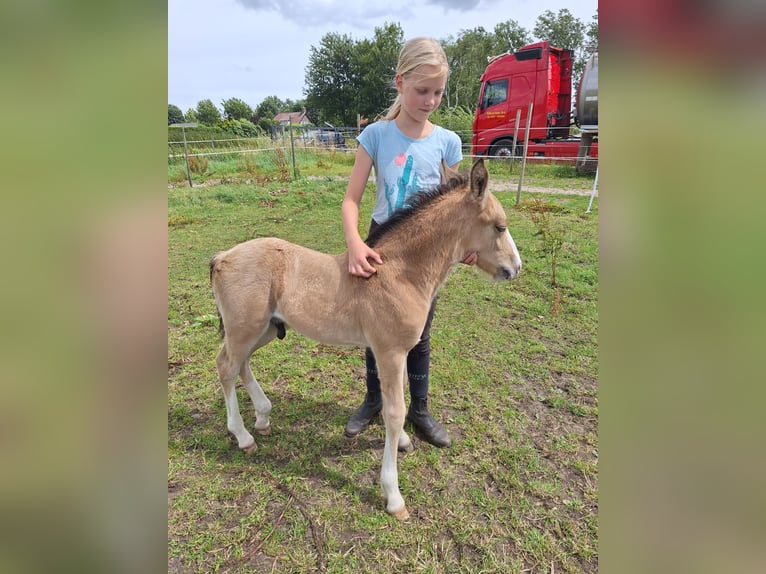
[223,381,255,449]
[218,346,256,450]
[377,355,408,516]
[240,362,272,433]
[381,431,405,514]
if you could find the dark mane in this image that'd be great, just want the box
[365,171,468,248]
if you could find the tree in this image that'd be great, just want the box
[221,97,254,121]
[284,98,308,113]
[304,24,402,125]
[254,95,284,123]
[168,104,184,125]
[586,10,598,53]
[443,27,495,110]
[185,108,198,123]
[355,22,403,119]
[491,19,532,54]
[196,99,221,126]
[304,32,359,126]
[533,9,586,51]
[533,9,587,79]
[441,21,531,112]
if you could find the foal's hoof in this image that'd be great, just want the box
[254,425,271,436]
[389,506,410,522]
[398,441,414,453]
[242,441,258,454]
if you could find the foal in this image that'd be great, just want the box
[209,159,521,520]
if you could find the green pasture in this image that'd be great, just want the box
[168,159,598,573]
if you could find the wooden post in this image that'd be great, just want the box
[181,126,193,188]
[510,108,521,173]
[289,121,297,178]
[170,123,198,187]
[516,102,533,205]
[586,165,599,213]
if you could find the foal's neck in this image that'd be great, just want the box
[382,196,467,294]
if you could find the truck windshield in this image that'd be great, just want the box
[481,79,508,109]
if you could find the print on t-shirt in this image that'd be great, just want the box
[385,154,418,217]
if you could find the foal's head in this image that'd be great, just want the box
[455,159,522,281]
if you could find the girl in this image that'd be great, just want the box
[341,37,477,447]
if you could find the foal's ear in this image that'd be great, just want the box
[469,159,489,200]
[440,159,461,186]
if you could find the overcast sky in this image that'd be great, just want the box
[168,0,597,114]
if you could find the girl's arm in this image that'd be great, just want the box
[342,146,383,277]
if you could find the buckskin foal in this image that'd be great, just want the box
[209,159,521,520]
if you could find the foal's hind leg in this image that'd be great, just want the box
[240,323,279,436]
[217,322,279,451]
[216,343,257,452]
[240,361,272,436]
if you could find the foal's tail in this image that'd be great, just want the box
[209,253,226,339]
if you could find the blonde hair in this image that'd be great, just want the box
[381,37,449,121]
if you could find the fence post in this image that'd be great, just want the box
[586,165,599,213]
[289,122,297,178]
[181,126,193,188]
[516,102,533,205]
[510,107,521,174]
[169,122,198,188]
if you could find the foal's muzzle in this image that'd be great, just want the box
[496,263,521,281]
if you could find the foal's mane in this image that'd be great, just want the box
[365,171,469,248]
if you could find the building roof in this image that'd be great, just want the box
[273,111,310,124]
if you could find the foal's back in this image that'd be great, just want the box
[211,238,375,347]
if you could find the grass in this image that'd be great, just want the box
[168,161,598,573]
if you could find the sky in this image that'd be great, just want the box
[168,0,597,114]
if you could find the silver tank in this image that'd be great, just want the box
[575,52,598,133]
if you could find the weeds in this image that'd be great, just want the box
[520,198,569,314]
[269,148,291,181]
[188,154,208,175]
[170,168,187,186]
[240,154,259,177]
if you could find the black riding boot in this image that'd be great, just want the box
[406,397,451,448]
[344,390,382,437]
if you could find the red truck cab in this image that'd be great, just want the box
[472,41,597,166]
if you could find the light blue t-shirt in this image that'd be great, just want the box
[357,120,463,224]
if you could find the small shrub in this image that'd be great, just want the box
[524,198,567,288]
[188,155,208,174]
[170,168,187,185]
[240,154,259,177]
[269,148,290,181]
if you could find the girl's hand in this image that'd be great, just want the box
[348,242,383,277]
[460,251,478,266]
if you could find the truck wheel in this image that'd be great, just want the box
[490,139,516,159]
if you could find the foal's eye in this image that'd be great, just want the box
[495,225,506,233]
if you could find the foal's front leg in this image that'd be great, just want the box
[376,351,409,521]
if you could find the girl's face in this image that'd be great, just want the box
[396,65,447,123]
